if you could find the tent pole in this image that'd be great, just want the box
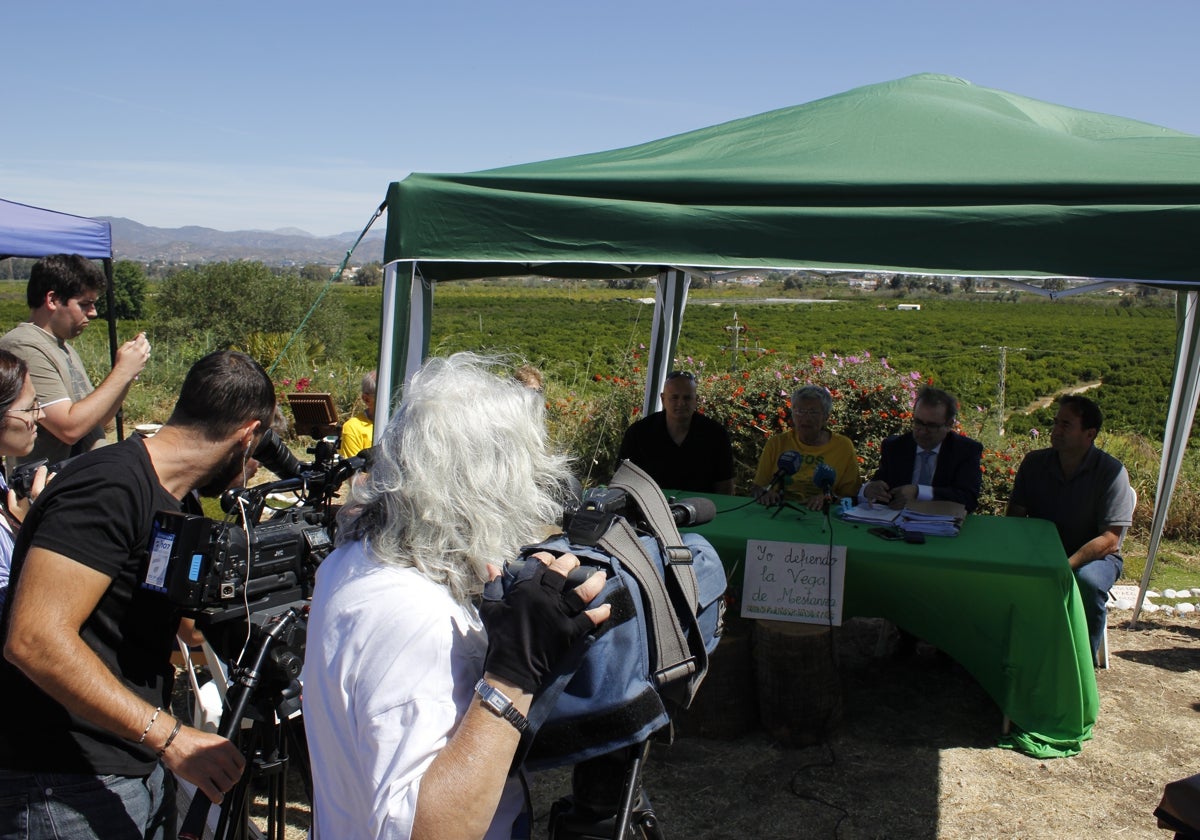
[101,258,126,441]
[1131,290,1200,625]
[643,269,691,416]
[376,261,431,430]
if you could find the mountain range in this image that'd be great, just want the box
[102,217,386,266]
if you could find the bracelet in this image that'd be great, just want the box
[157,719,183,758]
[137,707,162,744]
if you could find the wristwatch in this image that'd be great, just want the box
[474,679,530,733]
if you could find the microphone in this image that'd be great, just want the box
[669,497,716,527]
[813,463,837,496]
[769,450,803,489]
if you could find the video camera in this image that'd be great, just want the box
[143,430,369,661]
[9,455,77,499]
[561,485,716,546]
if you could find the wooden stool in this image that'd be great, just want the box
[754,620,842,746]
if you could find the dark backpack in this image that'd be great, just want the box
[514,460,726,770]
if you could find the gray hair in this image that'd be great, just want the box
[791,384,833,416]
[361,370,378,396]
[337,352,572,604]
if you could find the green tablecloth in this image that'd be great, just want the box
[679,494,1098,758]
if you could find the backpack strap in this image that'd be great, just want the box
[598,517,696,692]
[608,460,710,707]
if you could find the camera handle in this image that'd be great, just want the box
[179,605,307,840]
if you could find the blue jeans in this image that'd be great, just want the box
[1075,553,1123,658]
[0,762,176,840]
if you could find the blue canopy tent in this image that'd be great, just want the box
[0,197,127,439]
[0,197,113,261]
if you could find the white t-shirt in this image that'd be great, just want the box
[302,540,524,839]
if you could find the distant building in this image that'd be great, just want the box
[896,303,922,311]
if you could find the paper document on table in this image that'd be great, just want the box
[896,499,966,536]
[838,503,901,524]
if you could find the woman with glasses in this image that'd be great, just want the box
[752,384,861,510]
[0,349,49,611]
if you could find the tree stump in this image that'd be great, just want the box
[753,620,843,746]
[676,617,758,739]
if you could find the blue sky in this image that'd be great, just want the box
[4,0,1197,236]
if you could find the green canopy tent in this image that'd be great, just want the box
[378,73,1200,624]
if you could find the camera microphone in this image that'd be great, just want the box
[668,496,716,527]
[813,463,837,496]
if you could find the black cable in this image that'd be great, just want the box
[787,742,850,839]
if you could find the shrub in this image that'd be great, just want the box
[697,351,921,490]
[153,261,344,357]
[95,260,149,320]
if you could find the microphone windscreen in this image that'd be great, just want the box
[670,496,717,527]
[777,450,803,476]
[813,463,837,491]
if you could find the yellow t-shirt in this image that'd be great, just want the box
[753,429,861,501]
[339,412,373,458]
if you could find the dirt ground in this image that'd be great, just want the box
[525,612,1199,840]
[236,609,1197,839]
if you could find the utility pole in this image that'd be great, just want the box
[980,345,1026,436]
[721,312,768,371]
[723,312,746,372]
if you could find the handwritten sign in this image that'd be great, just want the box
[740,539,846,626]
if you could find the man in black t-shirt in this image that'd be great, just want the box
[0,351,277,839]
[618,370,735,494]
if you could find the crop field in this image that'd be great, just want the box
[413,284,1178,440]
[0,277,1180,441]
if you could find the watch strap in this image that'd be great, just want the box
[474,679,530,733]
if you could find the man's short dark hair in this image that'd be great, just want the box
[168,351,276,440]
[27,254,106,310]
[915,386,958,424]
[1059,395,1103,432]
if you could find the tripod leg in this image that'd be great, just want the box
[283,713,314,805]
[212,723,257,840]
[612,741,651,840]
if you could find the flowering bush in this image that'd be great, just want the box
[976,443,1030,516]
[545,368,643,487]
[697,352,923,488]
[541,349,1049,516]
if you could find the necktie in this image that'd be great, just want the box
[917,450,935,486]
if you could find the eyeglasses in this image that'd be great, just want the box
[5,398,41,421]
[912,417,947,431]
[666,371,696,381]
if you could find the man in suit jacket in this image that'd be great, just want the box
[860,387,983,512]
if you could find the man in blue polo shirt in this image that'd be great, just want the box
[1007,395,1135,658]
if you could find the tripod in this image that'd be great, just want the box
[547,741,664,840]
[180,605,311,840]
[769,497,807,519]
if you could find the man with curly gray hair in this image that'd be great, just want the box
[302,352,610,839]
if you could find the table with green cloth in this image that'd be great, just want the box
[676,493,1099,759]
